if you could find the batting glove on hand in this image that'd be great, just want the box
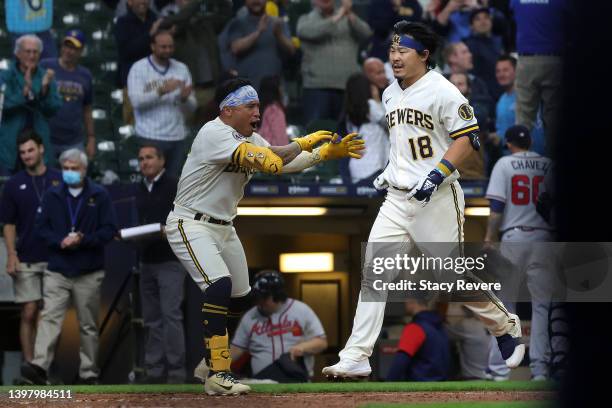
[293,130,333,152]
[406,170,445,206]
[319,133,365,160]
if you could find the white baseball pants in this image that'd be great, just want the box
[166,206,251,297]
[339,182,517,362]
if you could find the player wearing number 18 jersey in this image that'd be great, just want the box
[380,62,478,191]
[323,21,525,379]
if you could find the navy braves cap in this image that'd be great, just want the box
[64,29,86,49]
[505,125,532,146]
[252,270,285,298]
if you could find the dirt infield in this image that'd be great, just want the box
[3,390,553,407]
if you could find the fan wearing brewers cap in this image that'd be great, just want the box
[41,30,96,160]
[484,124,554,381]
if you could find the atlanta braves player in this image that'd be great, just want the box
[231,271,327,381]
[485,125,554,380]
[165,77,364,395]
[322,21,524,379]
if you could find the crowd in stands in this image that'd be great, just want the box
[1,0,565,183]
[0,0,566,385]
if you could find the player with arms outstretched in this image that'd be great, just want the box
[322,21,525,379]
[165,77,363,395]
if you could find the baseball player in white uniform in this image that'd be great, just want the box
[165,77,364,395]
[323,21,524,379]
[485,125,554,380]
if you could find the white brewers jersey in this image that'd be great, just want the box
[379,70,479,189]
[174,117,269,221]
[127,56,196,141]
[486,151,552,231]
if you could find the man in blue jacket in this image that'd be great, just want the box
[386,297,450,381]
[21,149,118,385]
[1,130,62,366]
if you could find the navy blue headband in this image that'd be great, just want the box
[392,34,426,53]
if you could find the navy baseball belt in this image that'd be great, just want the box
[171,204,232,226]
[389,184,413,193]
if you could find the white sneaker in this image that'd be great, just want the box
[194,357,209,383]
[204,372,251,396]
[497,313,526,369]
[322,359,371,379]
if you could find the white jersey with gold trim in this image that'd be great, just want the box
[173,117,269,221]
[379,70,479,189]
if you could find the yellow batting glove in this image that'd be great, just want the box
[319,133,365,160]
[293,130,333,152]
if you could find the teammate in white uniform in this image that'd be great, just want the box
[165,78,364,395]
[485,125,554,380]
[323,21,525,379]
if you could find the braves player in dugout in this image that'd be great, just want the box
[165,77,364,395]
[323,22,525,379]
[485,125,554,381]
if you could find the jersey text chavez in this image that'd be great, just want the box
[386,107,434,130]
[510,159,551,173]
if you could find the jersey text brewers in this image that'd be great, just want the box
[379,70,478,189]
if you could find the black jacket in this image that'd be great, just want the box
[114,7,158,87]
[37,180,118,277]
[136,171,178,263]
[464,33,504,100]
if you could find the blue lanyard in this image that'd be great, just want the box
[66,196,83,232]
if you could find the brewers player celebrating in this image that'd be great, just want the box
[323,22,525,379]
[485,125,553,380]
[165,77,364,395]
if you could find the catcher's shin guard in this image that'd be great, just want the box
[205,332,232,372]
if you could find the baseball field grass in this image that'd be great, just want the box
[0,380,553,394]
